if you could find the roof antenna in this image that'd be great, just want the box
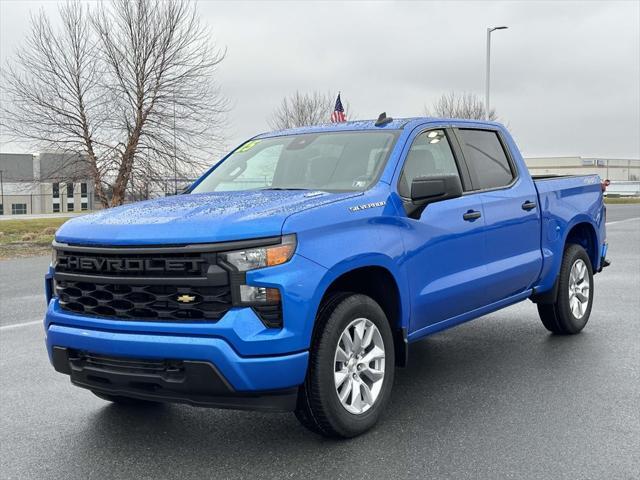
[375,112,393,127]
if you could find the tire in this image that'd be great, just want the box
[537,244,594,334]
[92,391,160,406]
[295,293,395,438]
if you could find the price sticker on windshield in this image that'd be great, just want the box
[237,140,261,153]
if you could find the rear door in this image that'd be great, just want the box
[397,128,490,335]
[454,128,542,303]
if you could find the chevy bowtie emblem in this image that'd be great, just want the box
[176,294,196,304]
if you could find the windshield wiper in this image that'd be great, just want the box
[259,187,310,191]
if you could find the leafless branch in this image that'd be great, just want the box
[268,91,351,130]
[1,0,227,207]
[425,92,498,121]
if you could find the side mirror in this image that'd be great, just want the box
[406,174,463,218]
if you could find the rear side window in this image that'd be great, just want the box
[398,130,460,197]
[458,129,514,190]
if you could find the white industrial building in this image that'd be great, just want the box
[524,156,640,196]
[0,152,94,216]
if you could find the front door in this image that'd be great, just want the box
[397,128,489,336]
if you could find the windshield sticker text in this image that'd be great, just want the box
[237,140,261,152]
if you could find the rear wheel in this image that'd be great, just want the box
[537,244,594,334]
[295,293,395,438]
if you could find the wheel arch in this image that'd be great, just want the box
[533,217,600,305]
[313,261,409,367]
[564,220,599,269]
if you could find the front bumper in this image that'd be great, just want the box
[45,309,308,411]
[43,250,328,410]
[51,347,299,411]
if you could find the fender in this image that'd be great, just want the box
[533,213,602,300]
[298,252,411,366]
[307,252,411,329]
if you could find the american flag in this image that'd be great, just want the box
[330,93,346,123]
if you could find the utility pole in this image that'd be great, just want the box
[0,170,4,215]
[486,26,508,120]
[173,92,177,195]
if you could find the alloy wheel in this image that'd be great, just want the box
[333,318,386,414]
[568,258,590,319]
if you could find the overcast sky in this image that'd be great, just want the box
[1,0,639,158]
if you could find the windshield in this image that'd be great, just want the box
[191,131,400,193]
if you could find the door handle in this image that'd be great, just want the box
[463,210,482,221]
[522,201,537,211]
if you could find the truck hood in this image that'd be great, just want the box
[55,190,360,246]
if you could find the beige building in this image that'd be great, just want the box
[524,156,639,182]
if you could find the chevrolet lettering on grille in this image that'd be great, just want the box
[57,255,205,274]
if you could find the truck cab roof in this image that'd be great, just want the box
[257,117,506,139]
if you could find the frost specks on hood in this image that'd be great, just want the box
[56,189,361,246]
[72,190,351,225]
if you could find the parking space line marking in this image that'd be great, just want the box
[0,320,42,331]
[606,217,640,226]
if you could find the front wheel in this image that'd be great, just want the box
[295,293,395,438]
[537,244,594,334]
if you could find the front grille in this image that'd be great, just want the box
[52,240,283,328]
[53,243,232,322]
[56,280,231,321]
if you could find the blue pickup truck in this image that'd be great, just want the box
[45,116,608,437]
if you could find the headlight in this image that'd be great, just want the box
[51,246,58,267]
[221,235,294,328]
[221,235,296,272]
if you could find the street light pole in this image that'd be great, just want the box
[485,26,508,120]
[0,170,4,215]
[173,91,178,196]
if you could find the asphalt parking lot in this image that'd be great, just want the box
[1,204,638,480]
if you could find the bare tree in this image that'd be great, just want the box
[1,0,227,207]
[269,91,350,130]
[425,92,498,121]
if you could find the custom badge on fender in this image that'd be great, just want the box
[349,201,386,212]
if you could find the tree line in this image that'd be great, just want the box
[1,0,497,207]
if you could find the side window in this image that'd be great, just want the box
[398,130,460,197]
[458,129,514,190]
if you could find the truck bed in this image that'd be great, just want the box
[532,173,606,293]
[533,174,602,214]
